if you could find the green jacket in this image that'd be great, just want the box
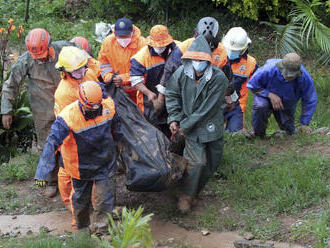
[1,40,74,120]
[166,36,228,143]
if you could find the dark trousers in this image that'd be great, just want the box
[71,176,115,230]
[252,95,296,136]
[224,103,244,132]
[183,138,223,197]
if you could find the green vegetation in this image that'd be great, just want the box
[98,206,154,248]
[2,232,99,248]
[0,0,328,247]
[212,0,293,22]
[195,133,330,242]
[0,152,39,183]
[263,0,330,64]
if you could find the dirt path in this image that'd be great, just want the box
[0,211,303,248]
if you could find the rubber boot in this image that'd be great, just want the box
[177,193,193,214]
[44,185,58,198]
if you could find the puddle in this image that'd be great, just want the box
[0,211,303,248]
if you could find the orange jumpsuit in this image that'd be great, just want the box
[98,25,146,103]
[35,98,120,229]
[54,58,101,207]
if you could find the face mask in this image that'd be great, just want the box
[117,37,132,48]
[192,60,208,72]
[227,50,241,60]
[153,47,166,55]
[71,66,86,80]
[81,104,102,120]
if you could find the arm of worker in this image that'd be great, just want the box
[165,67,185,124]
[129,58,157,101]
[299,68,318,125]
[180,73,228,133]
[34,117,70,181]
[1,53,29,128]
[98,41,115,84]
[246,69,270,98]
[134,83,157,102]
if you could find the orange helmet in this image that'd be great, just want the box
[78,81,103,109]
[25,28,51,59]
[70,36,92,55]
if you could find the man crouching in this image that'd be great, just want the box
[35,81,121,234]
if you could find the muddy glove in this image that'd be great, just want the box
[35,179,47,188]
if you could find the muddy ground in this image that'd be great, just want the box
[0,173,306,248]
[1,133,329,247]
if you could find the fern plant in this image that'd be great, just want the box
[262,0,330,64]
[98,206,154,248]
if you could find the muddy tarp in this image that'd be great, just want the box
[107,85,186,192]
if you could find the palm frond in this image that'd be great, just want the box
[290,0,330,54]
[261,21,302,56]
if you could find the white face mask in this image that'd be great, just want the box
[192,60,208,72]
[117,37,132,48]
[153,47,166,55]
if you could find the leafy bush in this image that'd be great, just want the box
[212,0,293,22]
[98,206,153,248]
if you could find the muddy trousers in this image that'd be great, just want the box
[35,117,58,186]
[59,167,97,207]
[252,95,296,136]
[183,138,224,197]
[71,177,115,231]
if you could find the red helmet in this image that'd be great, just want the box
[25,28,51,59]
[70,36,92,55]
[78,81,103,109]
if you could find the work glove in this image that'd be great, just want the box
[35,179,47,188]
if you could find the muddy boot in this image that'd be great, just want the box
[89,221,108,236]
[244,129,256,139]
[177,193,193,214]
[44,185,58,198]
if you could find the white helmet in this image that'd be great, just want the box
[222,27,251,52]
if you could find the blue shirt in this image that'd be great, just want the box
[247,59,317,125]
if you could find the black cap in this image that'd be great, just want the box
[114,18,133,36]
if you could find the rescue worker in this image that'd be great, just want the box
[71,36,103,82]
[98,18,146,103]
[246,53,317,137]
[35,81,121,233]
[1,28,75,197]
[155,17,232,113]
[165,36,228,213]
[130,24,181,137]
[54,46,100,116]
[70,36,93,56]
[222,27,258,132]
[54,46,100,210]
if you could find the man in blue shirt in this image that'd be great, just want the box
[246,53,317,137]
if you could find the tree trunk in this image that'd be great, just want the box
[25,0,30,22]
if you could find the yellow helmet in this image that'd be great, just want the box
[55,46,88,72]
